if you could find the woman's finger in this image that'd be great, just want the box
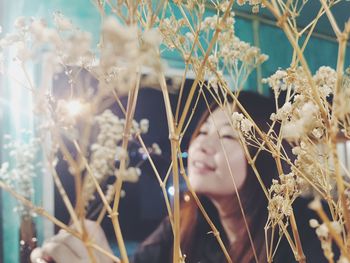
[30,247,48,263]
[41,241,83,263]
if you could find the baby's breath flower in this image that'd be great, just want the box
[262,69,288,96]
[308,198,322,211]
[117,167,141,183]
[271,102,292,122]
[0,137,41,217]
[16,41,32,62]
[268,172,304,226]
[231,112,253,136]
[282,101,319,140]
[83,110,149,206]
[231,112,243,127]
[240,118,253,134]
[185,32,194,42]
[53,12,74,31]
[14,17,27,30]
[152,143,162,155]
[309,219,320,228]
[313,66,336,98]
[140,119,149,134]
[316,224,329,238]
[115,146,128,161]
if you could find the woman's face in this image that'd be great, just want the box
[188,106,247,198]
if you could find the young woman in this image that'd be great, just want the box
[31,91,327,263]
[132,91,327,263]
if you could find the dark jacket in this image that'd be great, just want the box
[132,198,337,263]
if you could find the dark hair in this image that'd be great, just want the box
[180,91,278,263]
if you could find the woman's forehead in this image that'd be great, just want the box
[203,105,234,127]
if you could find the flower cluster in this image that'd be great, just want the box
[202,11,267,90]
[138,143,162,157]
[115,167,141,183]
[267,172,305,226]
[309,218,343,262]
[237,0,264,13]
[0,14,94,69]
[82,109,149,206]
[158,4,267,92]
[313,66,337,98]
[95,17,163,95]
[290,141,334,194]
[159,16,187,51]
[264,62,350,258]
[231,112,254,136]
[0,135,41,217]
[264,66,335,140]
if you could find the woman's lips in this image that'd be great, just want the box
[192,160,215,173]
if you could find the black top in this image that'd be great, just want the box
[132,198,336,263]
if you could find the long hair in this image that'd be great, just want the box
[180,91,278,263]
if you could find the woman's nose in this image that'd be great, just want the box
[198,135,217,155]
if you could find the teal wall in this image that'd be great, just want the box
[1,1,349,262]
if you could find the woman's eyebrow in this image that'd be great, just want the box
[221,122,232,128]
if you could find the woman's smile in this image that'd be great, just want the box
[191,160,216,174]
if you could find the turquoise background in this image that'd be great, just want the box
[0,1,349,262]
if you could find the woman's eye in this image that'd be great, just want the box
[219,134,236,140]
[198,130,208,135]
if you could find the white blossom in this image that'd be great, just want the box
[268,172,304,225]
[240,118,253,134]
[309,219,320,228]
[53,12,74,31]
[14,17,27,30]
[152,143,162,155]
[282,101,319,140]
[308,198,322,211]
[0,137,41,217]
[262,69,288,96]
[16,41,32,61]
[140,119,149,134]
[313,66,336,98]
[117,167,141,183]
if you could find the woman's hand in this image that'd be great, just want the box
[30,220,115,263]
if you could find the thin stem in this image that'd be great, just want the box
[157,71,182,262]
[178,157,233,263]
[0,180,121,262]
[176,0,235,134]
[319,0,341,38]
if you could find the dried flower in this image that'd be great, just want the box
[309,218,341,262]
[116,167,141,183]
[82,110,149,206]
[308,198,322,211]
[313,66,336,98]
[53,12,74,31]
[152,143,162,155]
[140,119,149,134]
[231,112,253,135]
[268,172,304,226]
[309,218,319,228]
[0,136,41,217]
